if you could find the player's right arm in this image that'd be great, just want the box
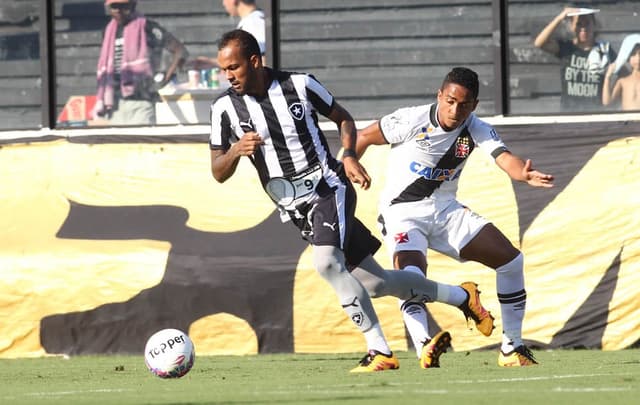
[210,98,264,183]
[355,121,387,159]
[210,133,263,183]
[357,106,424,158]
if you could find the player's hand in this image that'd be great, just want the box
[234,132,264,156]
[343,156,371,190]
[562,7,580,18]
[523,159,554,188]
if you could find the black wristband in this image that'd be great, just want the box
[342,148,357,158]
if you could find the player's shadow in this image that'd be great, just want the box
[40,200,308,355]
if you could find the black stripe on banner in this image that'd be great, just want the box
[258,94,296,177]
[390,126,475,204]
[279,75,319,167]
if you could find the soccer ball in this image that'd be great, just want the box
[144,328,195,378]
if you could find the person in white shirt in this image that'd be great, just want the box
[356,67,555,367]
[188,0,266,69]
[222,0,266,57]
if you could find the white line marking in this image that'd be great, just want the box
[324,372,633,388]
[552,387,632,392]
[445,372,634,384]
[24,388,133,397]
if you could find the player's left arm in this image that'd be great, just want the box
[495,151,555,188]
[327,101,371,190]
[305,74,371,189]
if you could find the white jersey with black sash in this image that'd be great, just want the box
[378,103,508,208]
[209,68,345,218]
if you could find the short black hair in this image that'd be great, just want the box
[441,67,479,99]
[218,29,261,60]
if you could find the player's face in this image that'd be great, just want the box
[436,83,478,131]
[217,42,260,96]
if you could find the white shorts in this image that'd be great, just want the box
[377,199,489,261]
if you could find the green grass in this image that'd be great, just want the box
[1,350,639,404]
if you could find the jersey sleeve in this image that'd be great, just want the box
[145,20,169,49]
[209,100,232,151]
[469,117,508,159]
[379,105,426,144]
[305,74,334,117]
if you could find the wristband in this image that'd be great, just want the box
[342,148,357,158]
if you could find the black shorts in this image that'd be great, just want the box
[288,180,381,269]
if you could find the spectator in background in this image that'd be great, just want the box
[602,34,640,111]
[188,0,266,69]
[92,0,188,125]
[534,6,616,112]
[222,0,266,57]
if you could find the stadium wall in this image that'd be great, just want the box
[0,117,639,358]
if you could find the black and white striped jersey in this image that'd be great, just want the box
[378,103,508,207]
[209,68,345,208]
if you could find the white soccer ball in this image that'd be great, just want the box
[144,328,195,378]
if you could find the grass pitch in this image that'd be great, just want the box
[1,349,638,404]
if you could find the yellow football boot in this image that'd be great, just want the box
[350,350,400,373]
[459,282,495,336]
[420,330,452,369]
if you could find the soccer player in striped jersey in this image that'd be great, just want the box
[356,67,554,367]
[209,30,493,372]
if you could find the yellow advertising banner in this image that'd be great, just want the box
[0,129,638,358]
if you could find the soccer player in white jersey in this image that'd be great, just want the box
[356,67,554,367]
[209,31,494,372]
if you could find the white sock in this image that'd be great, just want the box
[436,283,468,306]
[496,253,526,351]
[364,326,391,355]
[398,266,429,357]
[401,301,429,358]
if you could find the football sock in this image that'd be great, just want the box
[496,252,526,351]
[364,328,392,356]
[312,245,391,355]
[350,256,438,302]
[397,266,430,356]
[435,283,468,306]
[401,301,430,357]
